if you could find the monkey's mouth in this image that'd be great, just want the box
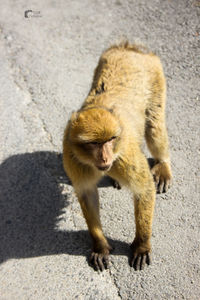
[97,165,111,171]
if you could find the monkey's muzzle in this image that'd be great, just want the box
[97,165,111,171]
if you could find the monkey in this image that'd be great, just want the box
[63,41,172,271]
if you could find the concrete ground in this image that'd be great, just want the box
[0,1,199,299]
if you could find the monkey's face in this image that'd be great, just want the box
[82,137,117,171]
[69,107,121,171]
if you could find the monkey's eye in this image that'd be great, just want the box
[90,141,99,145]
[109,136,117,142]
[85,141,100,146]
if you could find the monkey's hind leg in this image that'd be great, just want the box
[76,186,112,271]
[145,104,172,193]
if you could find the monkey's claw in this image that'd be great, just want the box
[90,252,110,271]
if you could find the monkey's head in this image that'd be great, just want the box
[68,107,121,171]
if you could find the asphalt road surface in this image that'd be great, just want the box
[0,1,199,299]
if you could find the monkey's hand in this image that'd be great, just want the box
[111,178,121,190]
[130,239,152,271]
[151,161,172,193]
[90,245,112,272]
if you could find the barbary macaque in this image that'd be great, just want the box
[63,42,172,271]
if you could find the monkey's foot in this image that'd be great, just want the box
[151,161,172,193]
[130,239,152,271]
[90,248,111,272]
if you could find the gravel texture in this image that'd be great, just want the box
[0,1,199,299]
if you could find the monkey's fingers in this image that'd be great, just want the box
[90,252,110,272]
[131,252,152,271]
[146,252,152,265]
[90,252,101,271]
[157,177,172,193]
[153,175,161,193]
[111,179,121,190]
[153,174,159,186]
[157,178,164,194]
[163,179,171,193]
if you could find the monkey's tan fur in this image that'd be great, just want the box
[63,42,172,271]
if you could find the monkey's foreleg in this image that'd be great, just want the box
[128,157,156,270]
[110,153,156,271]
[76,187,112,271]
[131,184,155,270]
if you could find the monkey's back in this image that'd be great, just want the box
[83,43,166,141]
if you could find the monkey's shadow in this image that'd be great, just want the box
[0,151,132,264]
